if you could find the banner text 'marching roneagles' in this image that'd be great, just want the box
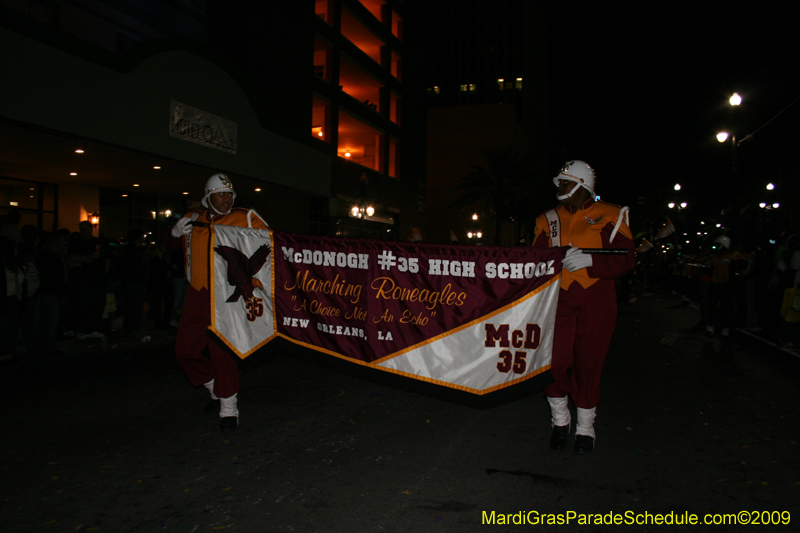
[281,247,369,270]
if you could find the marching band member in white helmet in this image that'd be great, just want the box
[168,173,268,433]
[532,161,634,454]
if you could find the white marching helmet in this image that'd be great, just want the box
[201,173,236,214]
[715,235,731,249]
[553,160,597,201]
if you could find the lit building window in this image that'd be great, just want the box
[460,84,468,92]
[497,78,504,89]
[388,137,399,178]
[313,35,332,82]
[469,84,476,92]
[338,110,382,172]
[341,7,384,65]
[312,96,330,142]
[515,77,523,90]
[390,49,402,80]
[315,0,331,24]
[391,11,402,41]
[340,54,383,113]
[390,91,400,125]
[358,0,384,21]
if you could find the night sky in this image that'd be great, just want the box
[547,4,799,230]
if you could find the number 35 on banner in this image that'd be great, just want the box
[486,323,542,375]
[245,297,264,322]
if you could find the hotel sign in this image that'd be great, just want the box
[169,100,237,154]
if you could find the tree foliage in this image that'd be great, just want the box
[449,147,538,244]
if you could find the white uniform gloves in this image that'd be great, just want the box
[170,217,192,238]
[562,246,593,272]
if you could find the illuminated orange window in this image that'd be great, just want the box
[358,0,385,21]
[312,96,330,142]
[390,49,401,80]
[388,137,399,178]
[340,54,383,113]
[313,35,332,82]
[391,11,402,41]
[389,91,400,124]
[315,0,331,24]
[338,111,382,172]
[341,7,384,65]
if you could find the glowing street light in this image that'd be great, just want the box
[716,132,729,143]
[729,93,742,106]
[673,184,681,191]
[766,183,775,190]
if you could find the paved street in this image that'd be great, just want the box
[2,288,799,532]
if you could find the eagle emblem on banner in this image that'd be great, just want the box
[214,243,271,302]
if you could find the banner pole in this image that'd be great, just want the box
[580,248,629,255]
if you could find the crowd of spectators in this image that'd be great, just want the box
[0,210,187,361]
[632,229,800,350]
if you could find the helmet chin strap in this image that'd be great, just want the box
[556,181,582,201]
[209,200,234,216]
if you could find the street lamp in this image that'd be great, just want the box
[467,213,483,244]
[349,173,376,237]
[717,93,743,179]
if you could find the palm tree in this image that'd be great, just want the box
[449,147,536,245]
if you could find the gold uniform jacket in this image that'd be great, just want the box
[533,199,635,291]
[178,207,269,292]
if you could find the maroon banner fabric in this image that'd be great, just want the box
[273,233,563,362]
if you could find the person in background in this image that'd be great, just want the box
[117,228,148,334]
[1,237,25,361]
[67,221,107,340]
[35,233,69,354]
[705,235,745,339]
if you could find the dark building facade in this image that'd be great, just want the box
[0,0,425,241]
[420,0,552,245]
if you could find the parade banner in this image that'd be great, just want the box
[210,226,276,356]
[210,226,564,396]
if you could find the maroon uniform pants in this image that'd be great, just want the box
[545,280,617,409]
[175,286,240,399]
